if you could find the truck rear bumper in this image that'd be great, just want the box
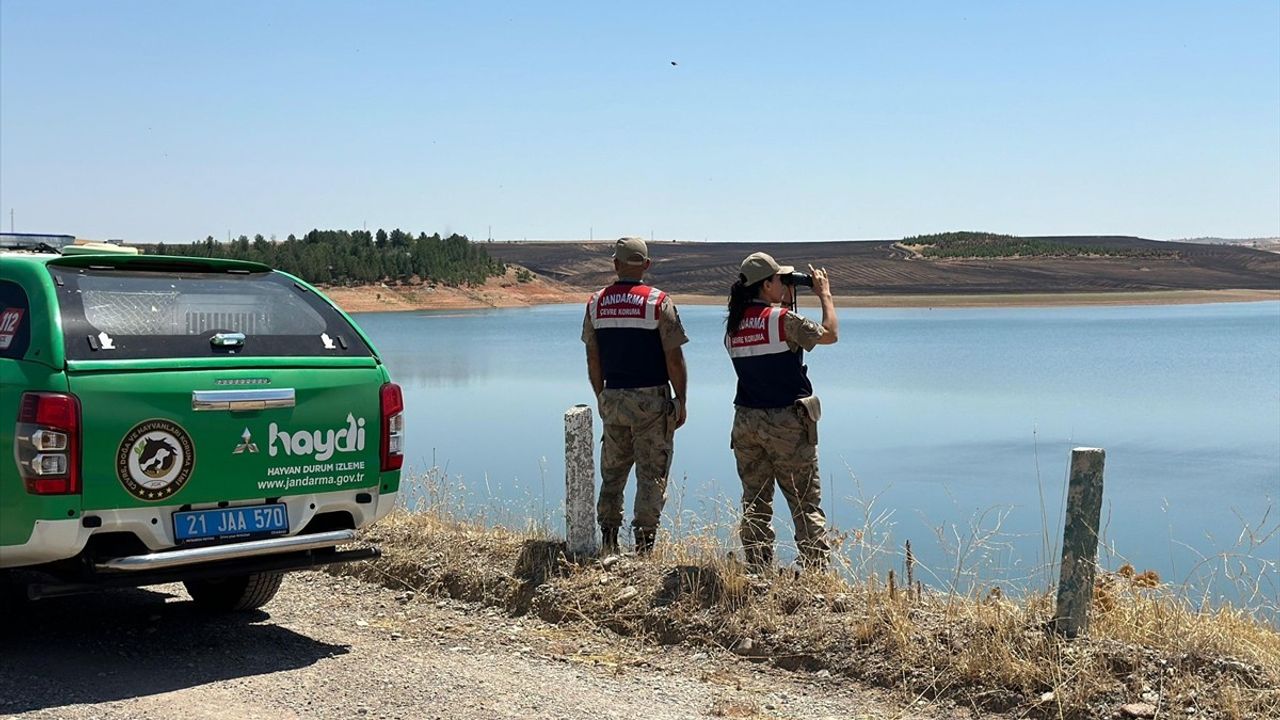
[23,536,378,600]
[1,489,397,568]
[96,529,358,571]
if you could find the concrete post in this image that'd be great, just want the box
[1053,447,1106,638]
[564,404,598,556]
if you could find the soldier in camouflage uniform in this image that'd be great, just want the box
[582,237,689,555]
[724,252,839,571]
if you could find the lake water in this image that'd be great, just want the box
[354,301,1280,600]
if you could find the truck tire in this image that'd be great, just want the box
[184,572,284,611]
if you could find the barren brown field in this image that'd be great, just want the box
[484,236,1280,297]
[320,266,581,313]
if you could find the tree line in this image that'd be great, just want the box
[148,229,506,286]
[903,231,1179,259]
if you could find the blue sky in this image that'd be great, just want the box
[1,1,1277,244]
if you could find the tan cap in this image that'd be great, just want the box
[739,251,793,285]
[613,237,649,265]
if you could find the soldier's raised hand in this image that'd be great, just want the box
[808,264,831,297]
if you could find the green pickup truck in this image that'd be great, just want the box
[0,244,403,610]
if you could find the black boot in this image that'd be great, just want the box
[634,527,656,556]
[744,545,774,575]
[601,527,619,555]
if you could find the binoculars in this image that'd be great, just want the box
[780,272,814,288]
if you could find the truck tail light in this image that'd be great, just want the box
[380,382,404,472]
[15,392,82,494]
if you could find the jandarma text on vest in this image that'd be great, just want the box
[599,291,648,306]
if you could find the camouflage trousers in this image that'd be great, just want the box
[598,385,675,530]
[731,405,830,569]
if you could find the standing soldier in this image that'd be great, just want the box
[724,252,838,572]
[582,237,688,555]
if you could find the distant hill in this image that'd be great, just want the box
[901,231,1185,259]
[1175,237,1280,253]
[487,235,1280,296]
[1175,236,1280,244]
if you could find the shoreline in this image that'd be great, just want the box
[323,281,1280,314]
[678,288,1280,309]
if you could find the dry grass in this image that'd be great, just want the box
[337,470,1280,720]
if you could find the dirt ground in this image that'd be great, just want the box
[324,280,1278,316]
[320,267,580,314]
[0,571,980,720]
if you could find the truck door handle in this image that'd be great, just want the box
[192,388,296,412]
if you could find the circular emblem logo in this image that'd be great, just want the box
[116,419,195,501]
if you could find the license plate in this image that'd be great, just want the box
[173,504,289,544]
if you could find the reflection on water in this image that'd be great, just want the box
[377,348,489,386]
[353,302,1280,600]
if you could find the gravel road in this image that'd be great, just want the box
[1,572,972,720]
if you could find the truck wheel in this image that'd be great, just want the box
[184,572,284,611]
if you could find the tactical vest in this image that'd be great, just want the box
[588,281,669,389]
[725,303,813,408]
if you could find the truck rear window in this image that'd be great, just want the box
[51,266,374,360]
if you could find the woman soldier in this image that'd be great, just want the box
[724,252,839,571]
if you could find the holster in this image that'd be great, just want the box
[796,395,821,445]
[668,397,683,435]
